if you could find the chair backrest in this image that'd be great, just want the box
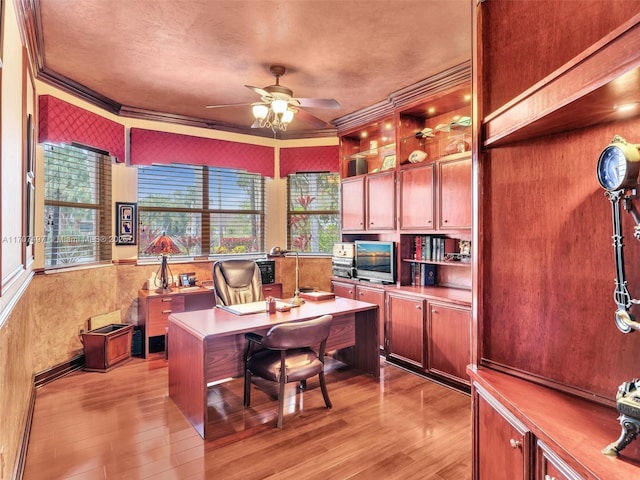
[213,259,264,306]
[261,315,333,350]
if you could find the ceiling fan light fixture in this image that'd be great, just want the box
[282,109,295,125]
[271,99,288,114]
[252,104,269,120]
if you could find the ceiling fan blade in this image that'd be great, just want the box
[245,85,272,98]
[294,108,330,128]
[295,98,340,109]
[205,102,253,109]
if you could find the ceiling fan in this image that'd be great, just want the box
[206,65,340,131]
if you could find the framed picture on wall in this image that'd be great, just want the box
[115,202,137,245]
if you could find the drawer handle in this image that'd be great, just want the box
[509,439,522,449]
[161,298,173,303]
[415,305,421,310]
[161,309,172,314]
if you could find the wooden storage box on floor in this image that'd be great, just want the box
[82,324,134,372]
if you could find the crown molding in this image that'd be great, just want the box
[333,60,471,135]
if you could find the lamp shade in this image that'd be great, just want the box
[144,233,181,255]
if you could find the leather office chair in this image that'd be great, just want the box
[212,259,264,306]
[243,314,333,428]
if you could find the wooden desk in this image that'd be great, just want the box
[168,297,379,439]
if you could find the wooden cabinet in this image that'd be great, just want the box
[427,301,470,385]
[536,441,582,480]
[399,163,434,230]
[331,280,356,299]
[355,284,386,352]
[261,282,283,299]
[366,171,396,231]
[387,292,425,368]
[438,155,472,230]
[469,369,628,479]
[477,386,532,480]
[340,172,396,233]
[138,288,215,358]
[341,176,365,231]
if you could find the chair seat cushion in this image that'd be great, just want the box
[247,348,323,383]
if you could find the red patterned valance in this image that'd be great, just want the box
[129,128,275,177]
[38,95,125,162]
[279,145,339,177]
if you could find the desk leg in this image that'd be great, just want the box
[168,321,206,438]
[353,308,380,378]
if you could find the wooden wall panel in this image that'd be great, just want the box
[481,0,639,113]
[481,116,640,400]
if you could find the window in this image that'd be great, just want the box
[287,172,340,254]
[138,164,265,256]
[44,144,112,268]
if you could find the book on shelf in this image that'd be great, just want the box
[411,262,437,286]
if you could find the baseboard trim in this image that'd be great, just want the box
[34,354,85,389]
[12,379,35,480]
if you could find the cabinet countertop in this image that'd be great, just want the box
[331,277,471,307]
[469,366,640,479]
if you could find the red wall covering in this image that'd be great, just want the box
[38,95,125,162]
[129,128,275,177]
[279,145,339,177]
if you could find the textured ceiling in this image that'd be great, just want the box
[35,0,472,137]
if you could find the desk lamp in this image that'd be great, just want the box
[144,232,181,293]
[285,251,305,306]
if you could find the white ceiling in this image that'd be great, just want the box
[33,0,472,137]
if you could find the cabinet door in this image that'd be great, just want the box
[356,285,386,352]
[536,441,583,480]
[366,171,396,230]
[428,302,471,385]
[341,177,365,231]
[332,281,356,299]
[439,156,471,230]
[387,293,425,368]
[477,388,531,480]
[400,164,434,230]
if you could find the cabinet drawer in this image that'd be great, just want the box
[262,283,283,299]
[148,295,185,336]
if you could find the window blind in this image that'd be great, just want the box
[287,172,340,254]
[138,164,265,256]
[44,143,113,268]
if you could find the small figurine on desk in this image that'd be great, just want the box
[603,378,640,456]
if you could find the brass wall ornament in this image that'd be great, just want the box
[598,136,640,456]
[597,135,640,333]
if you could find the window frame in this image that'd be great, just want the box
[286,172,340,255]
[43,143,113,270]
[137,164,266,259]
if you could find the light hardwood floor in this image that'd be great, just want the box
[23,354,471,479]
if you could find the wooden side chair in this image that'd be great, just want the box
[243,314,333,428]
